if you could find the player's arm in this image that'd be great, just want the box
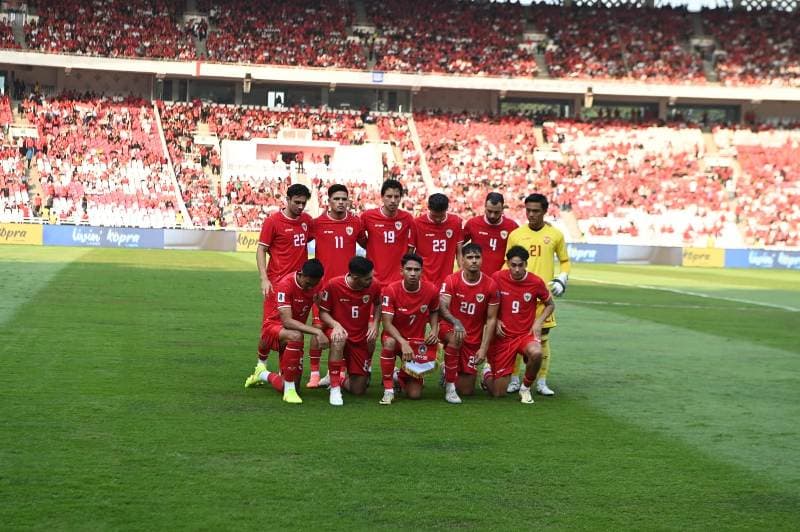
[279,306,330,348]
[531,297,555,340]
[475,303,498,365]
[438,293,465,344]
[425,310,439,345]
[256,244,272,298]
[367,299,381,343]
[381,311,413,359]
[550,236,571,297]
[454,240,464,269]
[318,307,347,343]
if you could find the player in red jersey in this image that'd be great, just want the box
[379,253,440,404]
[318,257,381,406]
[463,192,518,274]
[414,192,464,287]
[244,259,328,405]
[358,179,417,286]
[306,184,362,388]
[484,246,555,404]
[438,243,500,404]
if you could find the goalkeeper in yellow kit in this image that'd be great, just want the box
[505,193,571,396]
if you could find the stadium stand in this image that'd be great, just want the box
[0,146,29,222]
[0,20,21,50]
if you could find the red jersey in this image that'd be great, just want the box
[381,280,440,339]
[441,271,500,345]
[263,272,319,325]
[313,212,362,283]
[258,210,315,283]
[463,215,518,274]
[491,269,550,337]
[414,213,464,286]
[319,275,381,343]
[359,208,417,285]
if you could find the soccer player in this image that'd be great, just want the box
[359,179,417,286]
[244,259,328,404]
[306,184,362,388]
[414,192,464,286]
[484,246,555,403]
[505,193,570,396]
[379,254,440,404]
[463,192,518,275]
[318,257,381,406]
[438,243,500,404]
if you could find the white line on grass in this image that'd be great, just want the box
[571,276,800,312]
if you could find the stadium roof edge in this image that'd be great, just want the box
[3,50,800,103]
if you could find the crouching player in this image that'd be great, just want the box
[484,246,555,404]
[379,254,440,405]
[244,259,328,404]
[318,257,381,406]
[438,243,500,404]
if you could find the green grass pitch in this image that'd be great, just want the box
[1,245,798,530]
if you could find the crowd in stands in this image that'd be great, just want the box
[206,0,366,69]
[0,147,29,222]
[25,0,196,59]
[0,21,20,50]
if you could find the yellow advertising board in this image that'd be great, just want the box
[0,223,43,246]
[236,231,260,252]
[682,247,724,268]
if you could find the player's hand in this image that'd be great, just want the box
[261,278,272,299]
[425,326,439,345]
[453,320,466,344]
[400,340,414,361]
[331,325,347,343]
[495,320,506,338]
[315,330,330,349]
[549,273,568,297]
[474,348,487,366]
[532,326,543,341]
[366,322,378,343]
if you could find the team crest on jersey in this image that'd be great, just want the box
[524,293,532,302]
[301,222,308,231]
[395,221,403,230]
[418,343,428,355]
[346,226,354,236]
[476,293,485,303]
[420,304,428,313]
[500,230,508,239]
[362,295,370,303]
[446,229,453,238]
[543,236,551,244]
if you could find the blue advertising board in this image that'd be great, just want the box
[43,225,164,249]
[567,243,618,264]
[725,248,800,269]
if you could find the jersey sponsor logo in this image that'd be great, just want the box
[339,298,350,302]
[445,229,453,238]
[395,221,403,230]
[362,295,370,303]
[301,222,308,231]
[420,304,428,313]
[476,293,485,302]
[524,292,532,302]
[500,230,508,239]
[346,226,354,235]
[284,228,294,232]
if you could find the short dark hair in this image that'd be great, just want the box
[381,179,404,197]
[524,193,549,211]
[485,192,504,205]
[427,193,449,212]
[328,183,348,198]
[462,243,482,256]
[301,258,324,278]
[506,245,529,262]
[349,256,374,276]
[287,183,311,200]
[401,253,423,268]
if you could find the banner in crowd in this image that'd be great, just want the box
[236,231,260,252]
[0,223,43,246]
[566,243,618,264]
[164,229,236,251]
[682,247,725,268]
[43,225,164,249]
[725,249,800,270]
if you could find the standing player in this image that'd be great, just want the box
[244,259,328,404]
[307,184,362,388]
[438,243,500,404]
[483,246,555,403]
[505,193,570,396]
[318,257,381,406]
[359,179,417,286]
[463,192,518,275]
[379,254,440,405]
[414,193,464,287]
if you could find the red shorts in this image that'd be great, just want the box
[260,321,283,352]
[327,329,374,377]
[488,334,539,378]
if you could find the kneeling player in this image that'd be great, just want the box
[379,254,440,404]
[484,246,554,403]
[438,243,500,404]
[244,259,329,404]
[318,256,381,406]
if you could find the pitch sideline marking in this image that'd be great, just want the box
[571,276,800,313]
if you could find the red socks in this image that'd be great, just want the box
[281,341,304,383]
[380,347,396,390]
[310,347,322,373]
[328,359,343,388]
[444,345,459,384]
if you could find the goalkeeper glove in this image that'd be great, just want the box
[550,272,568,297]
